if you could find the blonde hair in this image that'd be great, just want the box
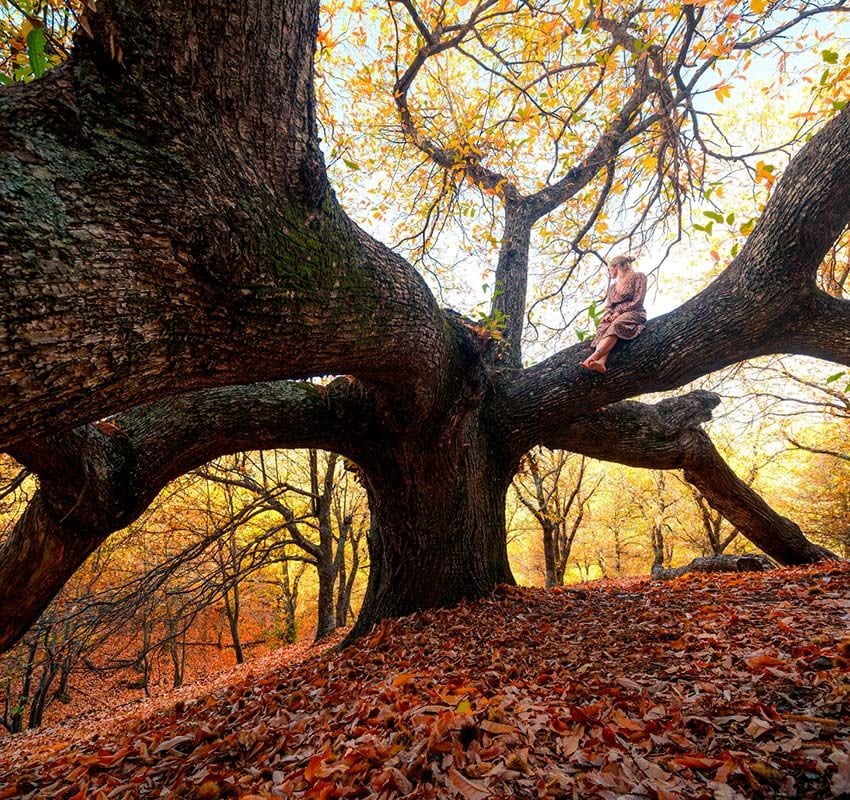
[609,254,635,271]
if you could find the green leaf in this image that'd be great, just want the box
[0,73,11,85]
[834,100,848,111]
[725,212,735,224]
[27,26,47,79]
[825,371,846,384]
[822,49,839,65]
[704,210,724,224]
[576,329,588,342]
[730,242,739,258]
[342,157,360,170]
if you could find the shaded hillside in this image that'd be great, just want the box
[2,565,850,799]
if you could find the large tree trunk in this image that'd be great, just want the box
[348,418,516,641]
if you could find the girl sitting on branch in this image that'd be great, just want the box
[580,254,647,373]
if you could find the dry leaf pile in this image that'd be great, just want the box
[1,564,849,799]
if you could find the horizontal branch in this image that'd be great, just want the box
[0,379,371,653]
[543,392,835,566]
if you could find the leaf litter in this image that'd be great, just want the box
[1,563,849,799]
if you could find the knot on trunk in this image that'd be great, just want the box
[653,390,720,432]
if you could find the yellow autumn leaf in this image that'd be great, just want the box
[456,698,473,715]
[715,84,731,103]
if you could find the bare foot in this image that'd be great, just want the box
[580,358,596,370]
[588,360,607,373]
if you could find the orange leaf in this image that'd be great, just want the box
[745,653,785,672]
[304,754,325,782]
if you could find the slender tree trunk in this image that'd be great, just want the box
[55,658,73,704]
[279,561,299,644]
[315,562,337,640]
[28,657,58,730]
[542,523,557,589]
[338,527,361,628]
[11,638,38,734]
[492,203,533,367]
[614,530,623,576]
[168,618,183,689]
[335,556,349,626]
[223,588,244,664]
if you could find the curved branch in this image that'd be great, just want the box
[523,45,663,221]
[787,437,850,464]
[0,0,453,449]
[392,0,516,199]
[0,378,372,652]
[543,391,836,565]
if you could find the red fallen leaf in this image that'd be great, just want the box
[306,781,338,800]
[549,715,571,733]
[570,705,598,724]
[745,653,785,672]
[601,726,618,745]
[0,787,21,800]
[670,755,725,770]
[448,766,491,799]
[610,708,644,732]
[96,746,131,768]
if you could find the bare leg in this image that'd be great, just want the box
[581,335,618,373]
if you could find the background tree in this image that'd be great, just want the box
[513,450,601,587]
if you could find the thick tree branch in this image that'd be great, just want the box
[739,109,850,286]
[495,107,850,453]
[782,291,850,366]
[0,379,371,652]
[0,0,455,448]
[542,391,835,565]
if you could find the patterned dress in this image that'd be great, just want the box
[592,270,647,346]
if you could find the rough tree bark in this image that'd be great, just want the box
[1,0,849,652]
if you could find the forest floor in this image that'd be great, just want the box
[1,563,849,799]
